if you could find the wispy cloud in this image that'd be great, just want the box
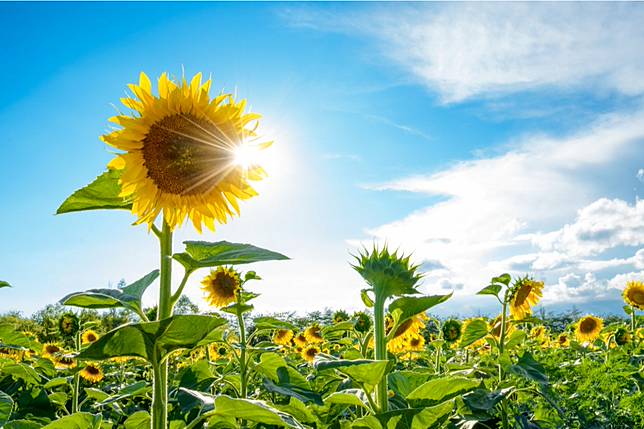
[363,114,432,142]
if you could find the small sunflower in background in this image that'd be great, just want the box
[42,343,62,360]
[273,329,294,346]
[353,311,372,333]
[575,315,603,343]
[201,266,242,308]
[80,363,104,383]
[103,72,270,232]
[623,280,644,310]
[304,324,324,344]
[387,313,427,353]
[614,327,631,346]
[81,330,99,344]
[301,344,321,363]
[292,332,307,348]
[55,355,77,370]
[508,277,543,320]
[58,313,80,337]
[442,319,462,343]
[207,343,230,361]
[555,333,570,348]
[333,310,350,324]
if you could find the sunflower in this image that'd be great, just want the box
[301,344,320,363]
[304,324,324,344]
[509,277,543,320]
[614,327,631,346]
[488,315,515,339]
[0,346,26,362]
[293,332,307,348]
[405,335,426,352]
[81,330,99,344]
[273,329,294,346]
[623,280,644,310]
[441,319,462,343]
[353,312,372,333]
[201,266,242,308]
[208,343,230,360]
[55,355,77,370]
[103,72,270,231]
[555,333,570,348]
[80,364,104,383]
[42,343,62,360]
[58,313,79,337]
[388,313,427,353]
[575,315,603,343]
[333,310,350,324]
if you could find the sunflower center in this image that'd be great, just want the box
[579,318,597,334]
[210,272,239,299]
[514,284,532,306]
[86,366,100,375]
[630,289,644,304]
[142,114,238,196]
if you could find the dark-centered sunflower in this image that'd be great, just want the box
[273,329,294,346]
[104,72,270,231]
[201,266,242,308]
[304,324,324,344]
[623,280,644,310]
[80,363,104,383]
[575,315,603,343]
[301,344,320,363]
[442,319,462,343]
[81,330,99,344]
[293,332,307,348]
[509,277,543,320]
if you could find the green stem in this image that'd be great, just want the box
[631,307,636,334]
[71,332,80,413]
[152,220,173,429]
[170,269,193,309]
[373,293,388,413]
[237,308,248,398]
[499,298,509,429]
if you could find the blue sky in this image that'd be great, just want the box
[1,2,643,317]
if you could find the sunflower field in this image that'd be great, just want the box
[1,72,643,429]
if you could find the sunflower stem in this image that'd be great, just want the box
[237,307,248,399]
[499,296,509,429]
[71,331,80,414]
[152,220,172,429]
[373,292,388,413]
[631,307,636,335]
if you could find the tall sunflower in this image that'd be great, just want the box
[575,315,603,343]
[508,277,543,320]
[623,280,644,310]
[201,266,242,308]
[104,72,270,231]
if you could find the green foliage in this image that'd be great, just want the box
[56,169,131,214]
[173,240,289,271]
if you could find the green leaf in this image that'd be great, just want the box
[174,241,289,270]
[255,353,309,389]
[324,389,370,409]
[3,421,43,429]
[360,289,374,307]
[407,376,480,406]
[388,294,452,325]
[491,273,511,286]
[56,169,131,214]
[352,415,382,429]
[124,411,151,429]
[0,281,11,288]
[79,314,227,362]
[411,400,454,429]
[0,391,13,426]
[462,388,515,412]
[459,319,489,347]
[252,317,296,331]
[207,395,304,428]
[42,412,102,429]
[43,377,69,389]
[84,388,109,402]
[314,355,390,386]
[476,284,502,297]
[623,305,634,316]
[388,371,433,398]
[1,363,41,385]
[505,330,527,350]
[60,270,159,317]
[262,378,323,406]
[509,351,548,384]
[97,381,149,406]
[221,302,254,316]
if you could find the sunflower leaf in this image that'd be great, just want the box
[477,284,502,297]
[509,351,548,384]
[460,318,489,347]
[388,293,452,326]
[0,281,11,289]
[78,315,227,363]
[313,354,391,386]
[174,241,289,271]
[406,376,480,406]
[206,395,305,428]
[56,169,131,214]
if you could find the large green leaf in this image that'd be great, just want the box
[459,319,489,347]
[252,317,296,331]
[324,389,370,409]
[57,170,131,214]
[0,391,13,426]
[42,412,102,429]
[0,281,11,288]
[509,352,548,384]
[174,241,289,270]
[407,376,480,406]
[79,315,227,363]
[411,401,454,429]
[4,421,43,429]
[207,395,304,428]
[476,284,502,297]
[462,388,515,412]
[123,411,150,429]
[1,363,41,385]
[263,379,323,406]
[314,355,390,386]
[60,270,159,317]
[388,371,433,399]
[388,294,452,326]
[255,353,309,389]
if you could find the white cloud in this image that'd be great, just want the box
[286,3,644,102]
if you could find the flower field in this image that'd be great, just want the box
[1,72,643,429]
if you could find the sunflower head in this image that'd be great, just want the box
[80,363,104,383]
[304,324,324,344]
[405,335,425,352]
[442,319,462,343]
[58,313,80,337]
[508,277,543,320]
[55,355,77,370]
[623,280,644,310]
[333,310,350,324]
[388,313,427,353]
[103,72,271,232]
[208,343,230,360]
[81,330,99,345]
[293,332,308,348]
[352,245,422,299]
[353,311,372,333]
[556,333,570,348]
[273,329,294,346]
[301,344,321,363]
[201,266,242,308]
[575,315,603,343]
[42,343,62,359]
[614,327,631,346]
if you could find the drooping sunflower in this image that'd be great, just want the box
[273,329,294,346]
[80,363,104,383]
[58,313,80,337]
[293,332,307,348]
[333,310,350,324]
[301,344,321,363]
[0,346,26,362]
[55,355,77,370]
[508,277,544,320]
[388,313,427,353]
[614,327,631,346]
[575,315,603,343]
[103,72,270,231]
[353,312,372,333]
[623,280,644,310]
[201,266,242,308]
[304,324,324,344]
[441,319,462,343]
[81,330,99,344]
